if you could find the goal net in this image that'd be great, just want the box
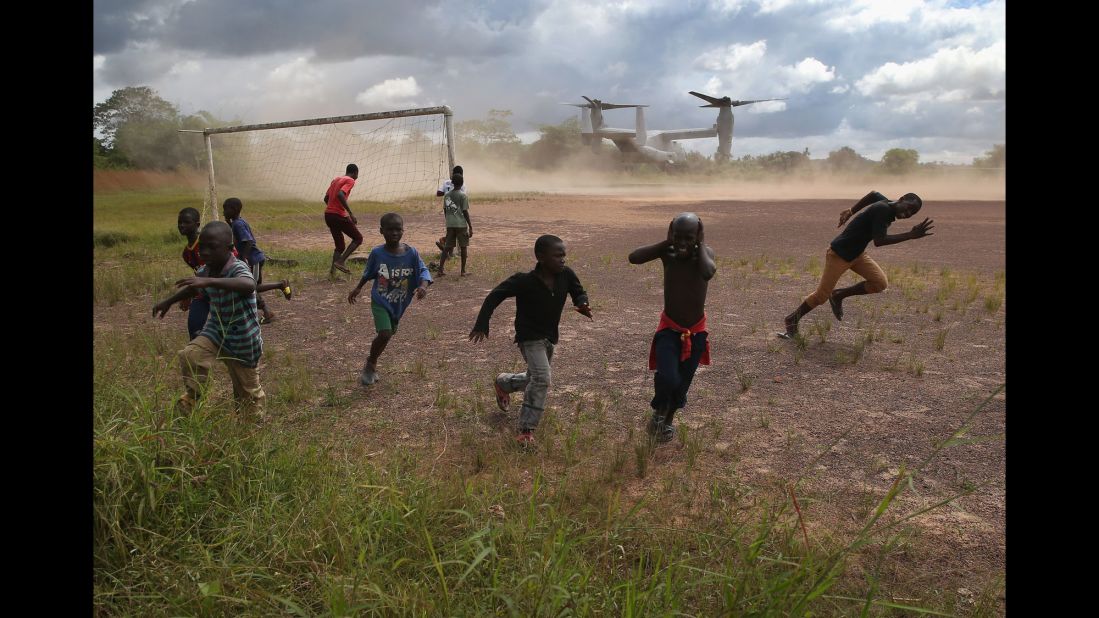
[200,107,454,221]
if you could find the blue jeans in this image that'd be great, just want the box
[651,329,708,411]
[496,339,554,432]
[188,296,210,340]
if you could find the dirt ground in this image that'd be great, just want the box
[102,194,1006,607]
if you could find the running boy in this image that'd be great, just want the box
[469,235,593,446]
[347,213,432,386]
[222,197,279,324]
[437,173,473,277]
[435,164,465,258]
[153,221,266,418]
[779,190,933,338]
[628,213,717,443]
[177,207,289,339]
[324,163,363,275]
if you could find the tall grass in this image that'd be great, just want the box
[95,322,1004,615]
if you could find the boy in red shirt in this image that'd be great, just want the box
[324,163,363,275]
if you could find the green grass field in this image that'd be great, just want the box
[94,186,1004,616]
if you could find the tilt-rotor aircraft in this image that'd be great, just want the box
[563,91,784,165]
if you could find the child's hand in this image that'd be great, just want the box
[350,215,358,225]
[469,330,488,343]
[415,286,428,300]
[347,287,362,304]
[152,300,173,319]
[575,304,593,321]
[175,276,208,290]
[179,296,192,311]
[694,219,705,258]
[838,208,853,227]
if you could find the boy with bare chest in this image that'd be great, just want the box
[628,213,717,442]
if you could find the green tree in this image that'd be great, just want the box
[757,150,810,173]
[93,86,179,149]
[881,148,919,174]
[454,109,521,161]
[826,146,870,172]
[522,117,583,169]
[93,87,234,171]
[972,144,1005,169]
[93,136,130,169]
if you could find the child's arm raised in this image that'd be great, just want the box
[696,219,717,281]
[628,221,674,264]
[469,273,523,342]
[838,190,889,227]
[176,275,256,295]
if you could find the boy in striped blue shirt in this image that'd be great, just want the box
[154,221,266,418]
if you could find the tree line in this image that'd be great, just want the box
[94,86,1004,176]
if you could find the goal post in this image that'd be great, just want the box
[194,106,455,221]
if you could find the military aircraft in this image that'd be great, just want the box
[563,91,784,165]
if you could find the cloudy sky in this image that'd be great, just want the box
[93,0,1005,164]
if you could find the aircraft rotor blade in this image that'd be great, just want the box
[730,98,786,107]
[688,91,725,105]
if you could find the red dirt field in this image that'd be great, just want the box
[97,193,1006,609]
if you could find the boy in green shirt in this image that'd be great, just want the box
[437,173,472,277]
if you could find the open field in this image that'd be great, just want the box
[94,177,1005,615]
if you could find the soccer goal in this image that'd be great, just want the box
[193,106,455,221]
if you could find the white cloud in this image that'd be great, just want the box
[169,60,200,76]
[708,0,750,15]
[831,84,849,94]
[919,0,1006,47]
[94,55,105,71]
[704,76,723,93]
[606,61,628,78]
[825,0,922,32]
[855,42,1004,101]
[778,57,835,92]
[268,57,323,89]
[755,0,798,14]
[695,40,767,72]
[355,76,422,109]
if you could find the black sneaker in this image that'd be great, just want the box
[658,423,676,443]
[829,294,844,321]
[360,368,378,386]
[647,414,665,438]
